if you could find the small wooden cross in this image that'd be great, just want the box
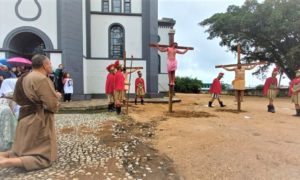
[122,51,143,115]
[215,44,266,111]
[150,29,194,113]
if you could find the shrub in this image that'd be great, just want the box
[175,77,202,93]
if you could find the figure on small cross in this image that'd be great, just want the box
[154,42,189,86]
[221,64,256,102]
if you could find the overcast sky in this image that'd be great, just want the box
[158,0,290,87]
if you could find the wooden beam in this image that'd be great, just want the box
[215,61,267,68]
[150,44,194,50]
[126,67,143,69]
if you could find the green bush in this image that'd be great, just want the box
[175,77,202,93]
[255,84,264,90]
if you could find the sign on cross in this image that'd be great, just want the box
[150,29,194,113]
[215,44,266,111]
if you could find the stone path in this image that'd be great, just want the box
[0,113,179,180]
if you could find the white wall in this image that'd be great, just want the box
[83,59,147,94]
[0,0,58,49]
[131,0,141,13]
[90,0,101,11]
[90,15,142,58]
[158,74,169,92]
[50,52,62,71]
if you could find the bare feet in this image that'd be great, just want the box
[0,152,9,158]
[0,157,23,168]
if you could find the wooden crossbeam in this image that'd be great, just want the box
[125,67,143,70]
[215,61,267,68]
[150,44,194,50]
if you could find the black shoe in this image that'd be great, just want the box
[116,107,121,115]
[296,109,300,116]
[135,99,137,105]
[219,101,226,107]
[267,105,272,112]
[208,101,213,107]
[141,99,144,105]
[108,104,113,112]
[270,105,275,113]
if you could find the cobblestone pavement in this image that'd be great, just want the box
[0,113,179,180]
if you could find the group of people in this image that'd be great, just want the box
[50,64,74,102]
[208,67,300,116]
[105,60,145,115]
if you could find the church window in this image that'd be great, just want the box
[102,0,109,12]
[110,25,124,58]
[112,0,121,13]
[124,0,131,13]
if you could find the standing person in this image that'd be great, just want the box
[0,54,61,171]
[208,72,226,107]
[114,60,125,115]
[54,64,64,93]
[263,68,279,113]
[0,65,12,79]
[105,64,115,112]
[154,43,189,86]
[289,69,300,116]
[135,71,145,105]
[63,72,74,102]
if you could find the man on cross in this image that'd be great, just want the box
[154,43,189,86]
[221,64,256,102]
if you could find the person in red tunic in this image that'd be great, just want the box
[105,64,115,112]
[289,69,300,116]
[113,60,125,115]
[263,67,279,113]
[135,71,145,105]
[208,72,225,107]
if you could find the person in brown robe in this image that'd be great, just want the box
[0,54,61,171]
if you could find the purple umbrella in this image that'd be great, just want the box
[8,57,32,67]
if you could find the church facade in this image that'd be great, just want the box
[0,0,169,99]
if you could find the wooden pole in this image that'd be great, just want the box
[237,44,242,111]
[126,55,134,115]
[168,30,175,113]
[169,85,173,113]
[237,90,241,111]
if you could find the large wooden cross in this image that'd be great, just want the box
[150,29,194,113]
[215,44,266,111]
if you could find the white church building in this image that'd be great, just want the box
[0,0,174,99]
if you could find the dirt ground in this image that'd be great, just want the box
[129,93,300,180]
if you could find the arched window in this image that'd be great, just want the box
[102,0,109,12]
[124,0,131,13]
[109,25,124,58]
[112,0,121,13]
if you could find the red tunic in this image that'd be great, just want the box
[105,73,115,94]
[135,77,145,92]
[289,78,300,96]
[209,78,222,94]
[263,77,278,96]
[114,71,125,91]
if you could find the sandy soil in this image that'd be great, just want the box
[129,94,300,180]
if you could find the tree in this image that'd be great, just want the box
[200,0,300,80]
